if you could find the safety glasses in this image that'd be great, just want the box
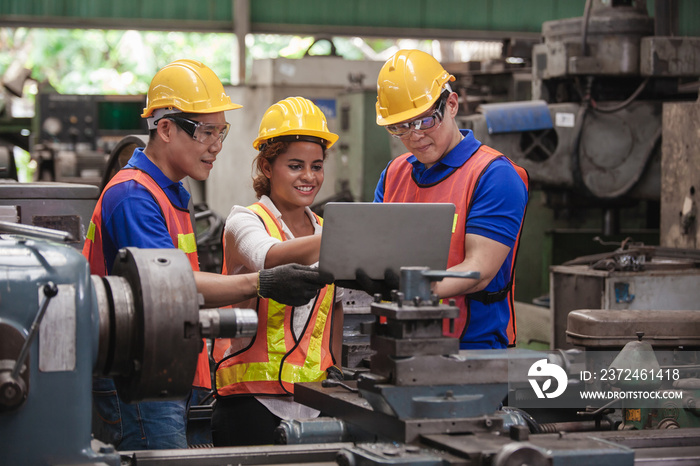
[165,116,231,145]
[385,92,449,139]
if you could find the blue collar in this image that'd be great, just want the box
[406,129,482,182]
[125,148,190,209]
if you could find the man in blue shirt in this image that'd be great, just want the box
[371,49,529,349]
[85,59,332,450]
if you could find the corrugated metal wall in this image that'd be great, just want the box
[250,0,585,34]
[0,1,231,23]
[0,0,698,37]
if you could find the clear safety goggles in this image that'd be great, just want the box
[165,116,231,145]
[385,92,449,139]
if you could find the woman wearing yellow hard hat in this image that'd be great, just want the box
[211,96,344,446]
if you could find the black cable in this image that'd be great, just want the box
[581,0,593,57]
[591,77,650,114]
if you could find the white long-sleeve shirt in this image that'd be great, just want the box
[223,195,341,420]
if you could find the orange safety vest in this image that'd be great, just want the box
[83,168,211,390]
[383,146,528,345]
[215,202,336,397]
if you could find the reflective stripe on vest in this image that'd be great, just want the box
[82,169,198,275]
[383,147,528,345]
[215,202,335,396]
[82,168,211,389]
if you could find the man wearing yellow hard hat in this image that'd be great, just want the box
[372,49,529,350]
[83,60,333,450]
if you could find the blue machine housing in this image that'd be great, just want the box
[0,237,119,466]
[479,99,554,134]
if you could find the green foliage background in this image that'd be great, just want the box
[0,27,414,181]
[0,28,397,95]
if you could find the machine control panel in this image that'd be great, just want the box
[37,93,147,151]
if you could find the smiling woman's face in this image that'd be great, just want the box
[262,141,325,210]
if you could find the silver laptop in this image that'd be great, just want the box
[319,202,455,281]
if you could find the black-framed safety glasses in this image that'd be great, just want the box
[162,116,231,145]
[385,90,450,139]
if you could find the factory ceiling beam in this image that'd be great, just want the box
[0,0,580,40]
[0,16,541,42]
[1,1,698,42]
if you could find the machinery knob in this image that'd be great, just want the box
[0,369,27,411]
[0,323,32,413]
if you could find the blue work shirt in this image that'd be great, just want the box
[374,129,528,348]
[100,148,192,272]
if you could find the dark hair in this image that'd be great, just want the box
[148,112,201,141]
[252,140,327,199]
[435,89,450,117]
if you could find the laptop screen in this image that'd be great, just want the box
[318,202,455,281]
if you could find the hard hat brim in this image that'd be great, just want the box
[253,129,339,150]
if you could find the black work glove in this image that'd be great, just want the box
[258,264,334,306]
[336,268,400,301]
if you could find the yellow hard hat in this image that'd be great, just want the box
[253,96,339,150]
[141,59,242,118]
[375,49,455,126]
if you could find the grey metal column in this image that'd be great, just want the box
[234,0,250,84]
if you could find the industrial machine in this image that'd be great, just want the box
[1,220,699,464]
[115,266,700,465]
[550,243,700,349]
[445,0,700,307]
[0,226,257,466]
[565,308,700,431]
[0,181,99,250]
[460,0,700,211]
[32,93,147,186]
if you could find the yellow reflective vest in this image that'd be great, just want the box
[215,202,337,396]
